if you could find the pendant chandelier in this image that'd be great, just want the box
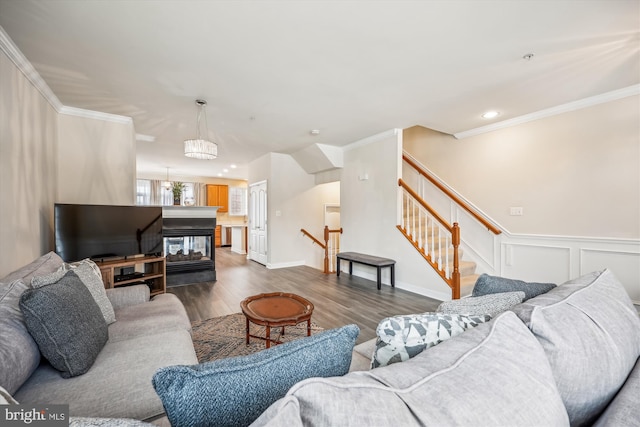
[184,99,217,160]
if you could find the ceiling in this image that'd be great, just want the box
[1,0,638,180]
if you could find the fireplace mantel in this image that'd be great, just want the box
[162,206,219,219]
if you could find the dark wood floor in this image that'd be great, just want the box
[167,247,441,344]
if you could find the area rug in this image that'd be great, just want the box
[191,312,324,363]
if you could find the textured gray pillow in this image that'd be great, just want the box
[31,268,67,288]
[19,270,109,378]
[437,291,525,317]
[153,324,359,427]
[253,312,570,427]
[472,273,556,301]
[0,279,41,395]
[373,312,491,368]
[62,260,116,324]
[512,269,640,426]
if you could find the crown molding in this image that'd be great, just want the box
[0,25,63,111]
[1,25,133,125]
[59,106,132,124]
[453,84,640,139]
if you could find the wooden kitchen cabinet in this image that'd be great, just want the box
[207,184,228,212]
[214,225,222,247]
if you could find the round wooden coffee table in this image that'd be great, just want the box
[240,292,314,348]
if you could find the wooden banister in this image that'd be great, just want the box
[300,228,325,249]
[403,154,501,235]
[301,226,343,274]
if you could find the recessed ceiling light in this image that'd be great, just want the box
[223,169,229,173]
[230,164,237,169]
[310,129,320,135]
[217,173,222,177]
[482,111,500,119]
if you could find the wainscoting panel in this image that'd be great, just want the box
[501,243,572,284]
[580,248,640,302]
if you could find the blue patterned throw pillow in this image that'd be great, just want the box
[153,324,359,427]
[372,312,491,368]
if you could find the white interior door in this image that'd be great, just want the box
[248,181,268,265]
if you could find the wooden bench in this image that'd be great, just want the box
[336,252,396,290]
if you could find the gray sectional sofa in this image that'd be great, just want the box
[0,252,197,422]
[254,269,640,426]
[3,251,639,426]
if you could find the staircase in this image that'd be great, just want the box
[399,154,501,299]
[401,208,478,297]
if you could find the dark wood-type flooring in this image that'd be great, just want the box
[167,247,441,344]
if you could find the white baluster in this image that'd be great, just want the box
[445,235,450,278]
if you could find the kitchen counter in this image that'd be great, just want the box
[218,224,248,254]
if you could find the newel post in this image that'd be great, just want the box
[451,222,461,300]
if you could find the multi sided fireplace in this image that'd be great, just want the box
[162,207,217,286]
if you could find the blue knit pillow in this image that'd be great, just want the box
[153,324,359,427]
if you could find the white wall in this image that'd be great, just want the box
[402,96,640,302]
[247,152,340,270]
[340,130,453,300]
[1,41,141,277]
[0,50,58,277]
[403,95,640,239]
[57,114,135,205]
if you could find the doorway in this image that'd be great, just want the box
[248,181,268,265]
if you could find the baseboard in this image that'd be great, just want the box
[346,269,450,302]
[267,260,306,269]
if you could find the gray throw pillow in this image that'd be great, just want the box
[62,260,116,324]
[19,270,108,378]
[372,312,491,368]
[31,268,67,288]
[153,324,359,427]
[472,273,556,301]
[437,291,525,317]
[0,279,41,395]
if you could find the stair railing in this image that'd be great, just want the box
[398,179,461,299]
[400,153,502,299]
[300,226,343,273]
[403,154,501,235]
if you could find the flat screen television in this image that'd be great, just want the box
[54,203,163,262]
